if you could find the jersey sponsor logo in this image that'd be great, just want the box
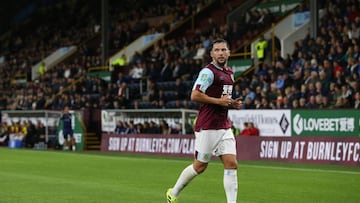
[222,85,233,95]
[200,73,208,82]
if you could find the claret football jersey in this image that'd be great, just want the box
[193,62,234,132]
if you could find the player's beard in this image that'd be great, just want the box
[214,57,227,67]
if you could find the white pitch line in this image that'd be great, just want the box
[156,157,360,175]
[238,163,360,175]
[26,151,360,175]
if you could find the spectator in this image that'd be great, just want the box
[147,62,160,82]
[333,60,344,82]
[128,63,145,82]
[248,122,260,136]
[116,72,128,85]
[142,121,150,133]
[320,95,331,109]
[292,99,299,109]
[340,84,353,107]
[126,120,138,134]
[346,57,360,76]
[298,97,307,109]
[276,73,286,89]
[240,122,259,136]
[159,59,174,82]
[114,121,127,134]
[35,120,46,144]
[354,92,360,109]
[232,84,242,99]
[135,123,143,134]
[281,95,292,109]
[275,96,283,109]
[158,90,168,108]
[130,51,144,65]
[306,95,318,108]
[149,88,160,108]
[173,78,188,101]
[23,121,37,148]
[240,122,251,136]
[309,59,318,72]
[148,121,160,134]
[159,119,171,134]
[0,122,9,145]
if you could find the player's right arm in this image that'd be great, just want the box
[191,68,231,107]
[191,90,232,107]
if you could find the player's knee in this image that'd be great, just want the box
[225,160,238,169]
[195,165,207,174]
[193,162,208,174]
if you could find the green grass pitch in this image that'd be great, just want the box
[1,147,360,203]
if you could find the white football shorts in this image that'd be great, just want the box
[194,128,236,163]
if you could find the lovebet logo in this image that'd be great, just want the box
[293,114,355,135]
[293,114,303,135]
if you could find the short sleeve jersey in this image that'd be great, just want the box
[192,63,234,132]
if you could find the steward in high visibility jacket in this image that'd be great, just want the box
[255,35,267,62]
[38,61,46,76]
[112,54,127,68]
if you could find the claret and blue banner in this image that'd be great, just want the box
[100,109,360,166]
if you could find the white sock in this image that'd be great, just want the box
[172,164,198,197]
[224,169,238,203]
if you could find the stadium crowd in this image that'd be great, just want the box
[0,0,360,115]
[0,119,47,148]
[114,119,188,135]
[0,0,214,111]
[114,0,360,111]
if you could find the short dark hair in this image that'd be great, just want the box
[210,38,229,51]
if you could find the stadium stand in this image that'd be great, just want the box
[0,0,212,110]
[1,0,360,147]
